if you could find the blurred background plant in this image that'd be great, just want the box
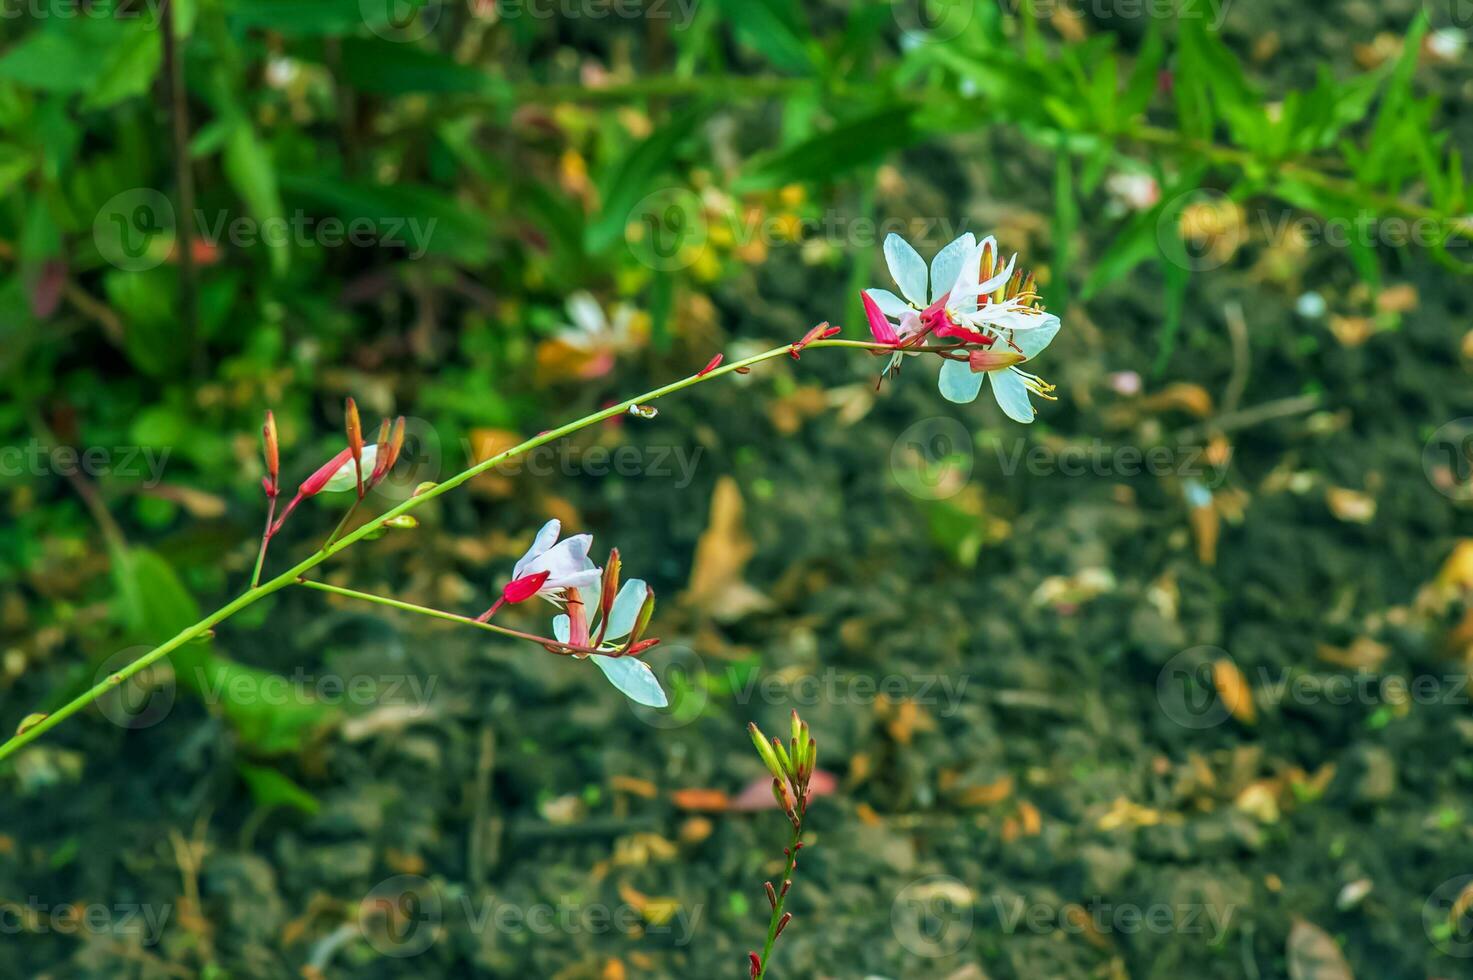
[3,0,1473,976]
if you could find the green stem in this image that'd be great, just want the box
[295,579,605,656]
[0,338,894,762]
[249,496,276,590]
[756,812,805,980]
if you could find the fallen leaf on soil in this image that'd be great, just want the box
[539,794,585,825]
[678,817,712,844]
[1317,638,1389,671]
[1328,316,1374,347]
[881,698,934,745]
[1287,919,1354,980]
[385,849,426,874]
[670,788,729,811]
[1375,283,1418,314]
[1141,382,1214,418]
[767,385,828,435]
[1234,781,1280,824]
[140,484,227,518]
[1212,658,1257,724]
[1097,797,1164,831]
[610,775,659,798]
[613,833,679,866]
[681,477,773,622]
[956,775,1014,807]
[1326,487,1376,523]
[1189,498,1219,565]
[616,880,680,926]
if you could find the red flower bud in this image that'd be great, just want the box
[697,353,724,377]
[748,953,761,979]
[299,447,353,497]
[502,570,550,604]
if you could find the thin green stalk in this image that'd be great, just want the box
[248,496,276,589]
[295,579,604,655]
[755,818,804,980]
[0,338,894,762]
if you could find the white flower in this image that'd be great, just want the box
[510,519,601,605]
[559,291,637,351]
[864,232,1063,423]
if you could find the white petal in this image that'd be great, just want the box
[883,234,929,308]
[896,309,925,341]
[566,291,606,335]
[865,288,912,317]
[1013,314,1061,359]
[322,444,379,493]
[525,532,593,580]
[604,579,648,641]
[990,368,1036,423]
[593,655,668,707]
[947,241,982,316]
[513,519,562,579]
[930,233,975,301]
[938,358,985,403]
[547,568,602,593]
[971,304,1053,333]
[553,614,571,644]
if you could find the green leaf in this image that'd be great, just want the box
[340,38,502,96]
[1153,257,1189,377]
[715,0,815,73]
[80,22,162,110]
[734,104,918,192]
[585,103,703,254]
[230,0,381,35]
[223,120,290,276]
[237,763,321,815]
[281,173,493,263]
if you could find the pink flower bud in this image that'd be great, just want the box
[299,447,353,497]
[967,349,1026,372]
[502,570,551,604]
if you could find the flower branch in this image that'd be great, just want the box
[0,334,912,760]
